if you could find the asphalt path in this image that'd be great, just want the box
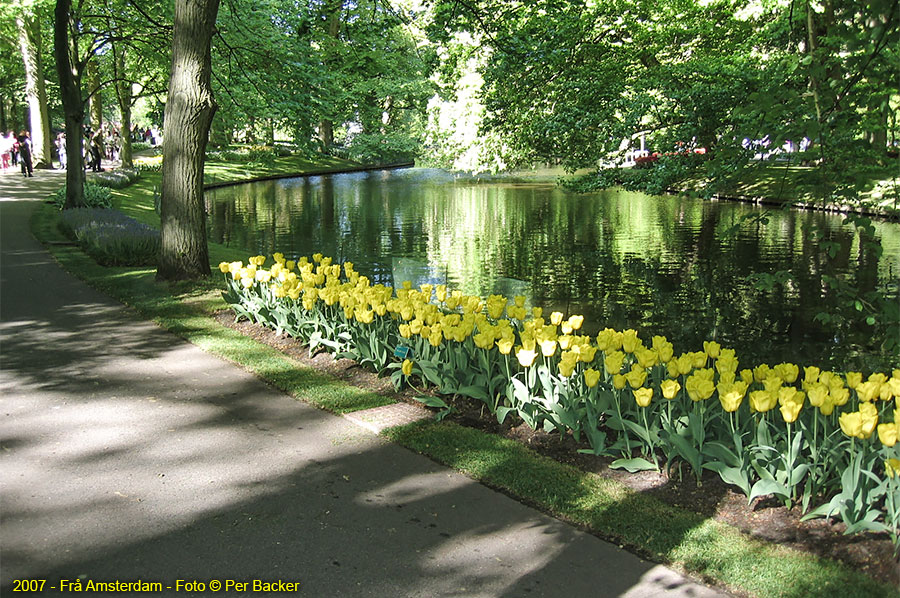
[0,168,729,597]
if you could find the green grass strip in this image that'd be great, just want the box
[31,201,392,415]
[384,420,899,598]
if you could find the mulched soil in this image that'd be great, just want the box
[215,311,899,589]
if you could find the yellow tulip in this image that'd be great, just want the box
[474,331,495,350]
[604,351,625,375]
[676,353,693,375]
[718,385,746,412]
[777,386,804,406]
[497,339,514,355]
[860,402,879,437]
[532,307,543,319]
[550,311,564,326]
[754,364,771,382]
[749,390,777,413]
[703,340,721,359]
[830,386,850,406]
[774,363,799,384]
[635,347,658,369]
[818,397,835,416]
[888,377,900,399]
[886,458,900,479]
[661,379,681,400]
[857,381,880,402]
[877,423,898,447]
[779,397,803,423]
[612,374,626,390]
[666,360,680,379]
[401,359,413,376]
[633,387,653,407]
[845,371,862,389]
[807,384,829,407]
[218,261,230,273]
[622,329,640,354]
[718,371,736,386]
[567,315,584,331]
[657,342,674,363]
[516,347,537,368]
[584,368,601,388]
[540,339,558,357]
[558,357,577,378]
[839,411,865,439]
[625,365,647,389]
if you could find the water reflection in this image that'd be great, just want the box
[206,168,900,370]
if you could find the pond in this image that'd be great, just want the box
[206,168,900,371]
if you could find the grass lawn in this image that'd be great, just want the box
[33,156,900,598]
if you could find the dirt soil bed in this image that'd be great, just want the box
[215,311,899,588]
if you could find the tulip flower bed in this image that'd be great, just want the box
[220,252,900,549]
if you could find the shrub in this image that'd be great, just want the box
[347,132,420,165]
[59,208,160,266]
[92,168,141,189]
[246,146,278,167]
[51,183,113,210]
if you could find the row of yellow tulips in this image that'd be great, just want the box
[220,252,900,543]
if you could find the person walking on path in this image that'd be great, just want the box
[89,130,103,172]
[16,130,33,177]
[9,130,19,167]
[56,133,67,170]
[0,132,11,169]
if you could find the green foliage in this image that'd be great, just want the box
[52,183,113,210]
[347,131,420,165]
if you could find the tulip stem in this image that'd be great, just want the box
[615,390,632,457]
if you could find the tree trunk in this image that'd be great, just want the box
[319,119,334,151]
[86,58,103,132]
[86,58,104,159]
[17,8,53,169]
[54,0,86,209]
[113,44,133,168]
[157,0,221,281]
[318,0,341,153]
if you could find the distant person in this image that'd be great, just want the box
[0,132,11,169]
[56,133,67,170]
[89,131,103,172]
[17,130,34,177]
[9,131,18,167]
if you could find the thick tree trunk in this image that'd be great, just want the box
[17,9,53,169]
[319,119,334,151]
[157,0,221,281]
[54,0,86,209]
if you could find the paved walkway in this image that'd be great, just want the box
[0,168,729,597]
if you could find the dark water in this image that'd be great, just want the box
[206,168,900,371]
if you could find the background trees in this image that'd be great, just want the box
[3,0,894,279]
